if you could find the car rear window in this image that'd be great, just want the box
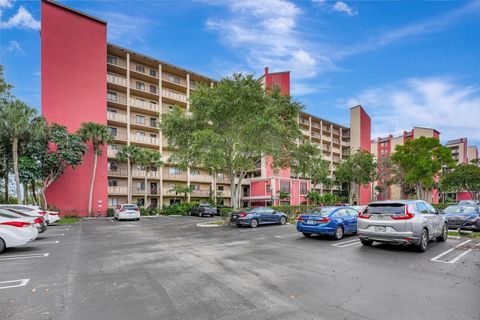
[306,207,336,216]
[123,205,137,210]
[365,203,405,215]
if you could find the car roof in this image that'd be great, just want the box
[367,200,423,205]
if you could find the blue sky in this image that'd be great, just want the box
[1,0,479,146]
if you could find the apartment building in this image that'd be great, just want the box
[468,146,479,164]
[445,138,468,165]
[371,127,440,202]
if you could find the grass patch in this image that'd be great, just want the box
[57,217,81,225]
[448,231,480,238]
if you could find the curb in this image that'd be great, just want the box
[196,222,224,227]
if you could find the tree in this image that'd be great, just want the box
[168,184,193,203]
[136,149,163,207]
[0,100,39,203]
[442,164,480,200]
[278,190,290,204]
[40,124,86,208]
[161,73,302,208]
[336,150,377,204]
[291,142,330,190]
[307,190,321,205]
[116,145,142,203]
[77,122,112,217]
[391,137,454,201]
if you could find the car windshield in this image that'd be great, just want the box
[365,203,405,215]
[123,205,137,210]
[444,206,464,213]
[458,200,476,205]
[305,207,336,216]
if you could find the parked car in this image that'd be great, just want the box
[457,200,480,206]
[0,204,50,224]
[0,210,38,253]
[444,205,480,231]
[0,206,47,233]
[33,206,60,224]
[230,207,287,228]
[357,200,448,252]
[189,203,217,217]
[350,205,366,214]
[114,204,140,221]
[297,206,358,240]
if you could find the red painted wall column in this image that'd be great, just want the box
[41,0,107,216]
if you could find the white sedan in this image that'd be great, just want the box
[114,204,141,221]
[0,212,38,253]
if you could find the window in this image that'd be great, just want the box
[108,162,118,171]
[108,127,117,137]
[280,181,290,193]
[137,182,145,190]
[217,173,224,179]
[150,69,157,77]
[107,108,117,113]
[136,82,145,91]
[108,144,117,150]
[191,169,199,176]
[108,198,118,206]
[168,75,180,84]
[136,115,145,124]
[217,186,224,191]
[150,85,157,94]
[136,65,145,73]
[416,202,429,214]
[150,133,157,138]
[108,180,117,187]
[425,203,437,214]
[300,182,307,195]
[191,184,200,191]
[150,118,157,127]
[107,55,117,65]
[107,91,117,101]
[136,131,145,137]
[169,167,181,175]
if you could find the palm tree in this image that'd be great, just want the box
[116,145,141,203]
[77,122,112,217]
[0,100,37,204]
[168,184,193,203]
[136,149,162,207]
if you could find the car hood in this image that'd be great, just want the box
[445,212,477,218]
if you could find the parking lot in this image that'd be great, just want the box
[1,216,479,320]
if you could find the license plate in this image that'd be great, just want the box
[306,220,316,225]
[375,226,386,232]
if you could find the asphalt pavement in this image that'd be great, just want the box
[1,216,479,320]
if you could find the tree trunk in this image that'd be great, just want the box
[23,184,28,204]
[144,169,148,208]
[127,159,132,203]
[12,137,21,204]
[230,175,237,209]
[4,172,8,203]
[42,187,48,210]
[415,183,421,200]
[88,152,98,217]
[31,182,37,205]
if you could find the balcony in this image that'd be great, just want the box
[332,129,340,136]
[112,132,128,142]
[215,190,231,198]
[131,117,158,131]
[332,138,340,145]
[301,129,310,137]
[107,93,127,108]
[163,173,188,181]
[132,187,159,196]
[332,147,341,154]
[107,56,127,68]
[130,98,160,113]
[107,74,127,87]
[190,174,213,183]
[191,190,212,197]
[130,80,159,100]
[107,112,127,124]
[162,89,187,104]
[108,186,127,195]
[311,132,322,140]
[130,134,159,146]
[108,169,127,177]
[107,147,118,158]
[132,170,160,179]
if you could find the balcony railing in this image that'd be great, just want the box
[190,174,213,182]
[130,98,160,112]
[107,148,118,157]
[132,187,159,195]
[132,170,160,179]
[162,89,187,102]
[108,186,127,194]
[107,94,127,105]
[163,173,188,181]
[107,74,127,87]
[130,134,159,146]
[112,133,128,142]
[108,169,127,177]
[107,112,127,123]
[191,190,212,197]
[131,117,158,129]
[107,56,127,68]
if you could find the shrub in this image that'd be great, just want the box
[47,204,61,213]
[161,203,196,216]
[106,208,114,217]
[271,205,318,223]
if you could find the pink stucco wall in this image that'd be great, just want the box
[41,0,108,216]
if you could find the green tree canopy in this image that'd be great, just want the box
[442,163,480,200]
[391,137,454,201]
[291,142,330,190]
[161,73,302,208]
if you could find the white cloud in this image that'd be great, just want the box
[205,0,335,80]
[346,77,480,143]
[0,5,40,30]
[2,40,25,55]
[332,1,357,16]
[96,11,152,44]
[0,0,14,9]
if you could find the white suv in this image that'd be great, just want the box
[114,204,140,221]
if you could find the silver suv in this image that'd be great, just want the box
[357,200,448,252]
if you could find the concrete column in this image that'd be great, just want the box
[158,63,163,208]
[126,53,132,203]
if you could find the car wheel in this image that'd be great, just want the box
[334,226,344,240]
[436,224,448,242]
[250,218,258,228]
[303,233,312,238]
[199,212,202,218]
[279,216,287,225]
[415,229,428,252]
[0,238,5,253]
[360,239,373,246]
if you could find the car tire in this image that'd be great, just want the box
[360,239,373,246]
[334,226,344,240]
[415,229,428,252]
[250,218,258,228]
[303,233,312,238]
[0,238,5,254]
[279,216,287,225]
[436,224,448,242]
[199,212,203,218]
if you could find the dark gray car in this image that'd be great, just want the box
[189,203,217,217]
[444,205,480,231]
[357,200,448,252]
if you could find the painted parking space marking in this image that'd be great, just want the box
[274,233,300,239]
[0,279,30,290]
[0,253,49,261]
[332,239,361,248]
[49,228,69,231]
[430,240,472,264]
[37,240,60,245]
[40,233,65,237]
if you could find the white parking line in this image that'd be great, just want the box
[37,240,60,245]
[430,240,472,264]
[274,233,300,239]
[0,253,49,261]
[40,233,65,237]
[0,279,29,290]
[49,228,69,231]
[332,239,361,248]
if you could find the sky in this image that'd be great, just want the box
[1,0,479,147]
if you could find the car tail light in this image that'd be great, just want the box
[49,212,58,216]
[391,206,415,220]
[297,216,304,222]
[358,212,371,219]
[1,221,31,228]
[134,207,140,212]
[38,211,47,215]
[317,217,330,223]
[239,212,248,218]
[34,217,42,224]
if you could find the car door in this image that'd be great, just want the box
[333,209,347,231]
[191,205,199,216]
[425,202,442,236]
[346,208,359,233]
[264,208,278,223]
[417,202,435,238]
